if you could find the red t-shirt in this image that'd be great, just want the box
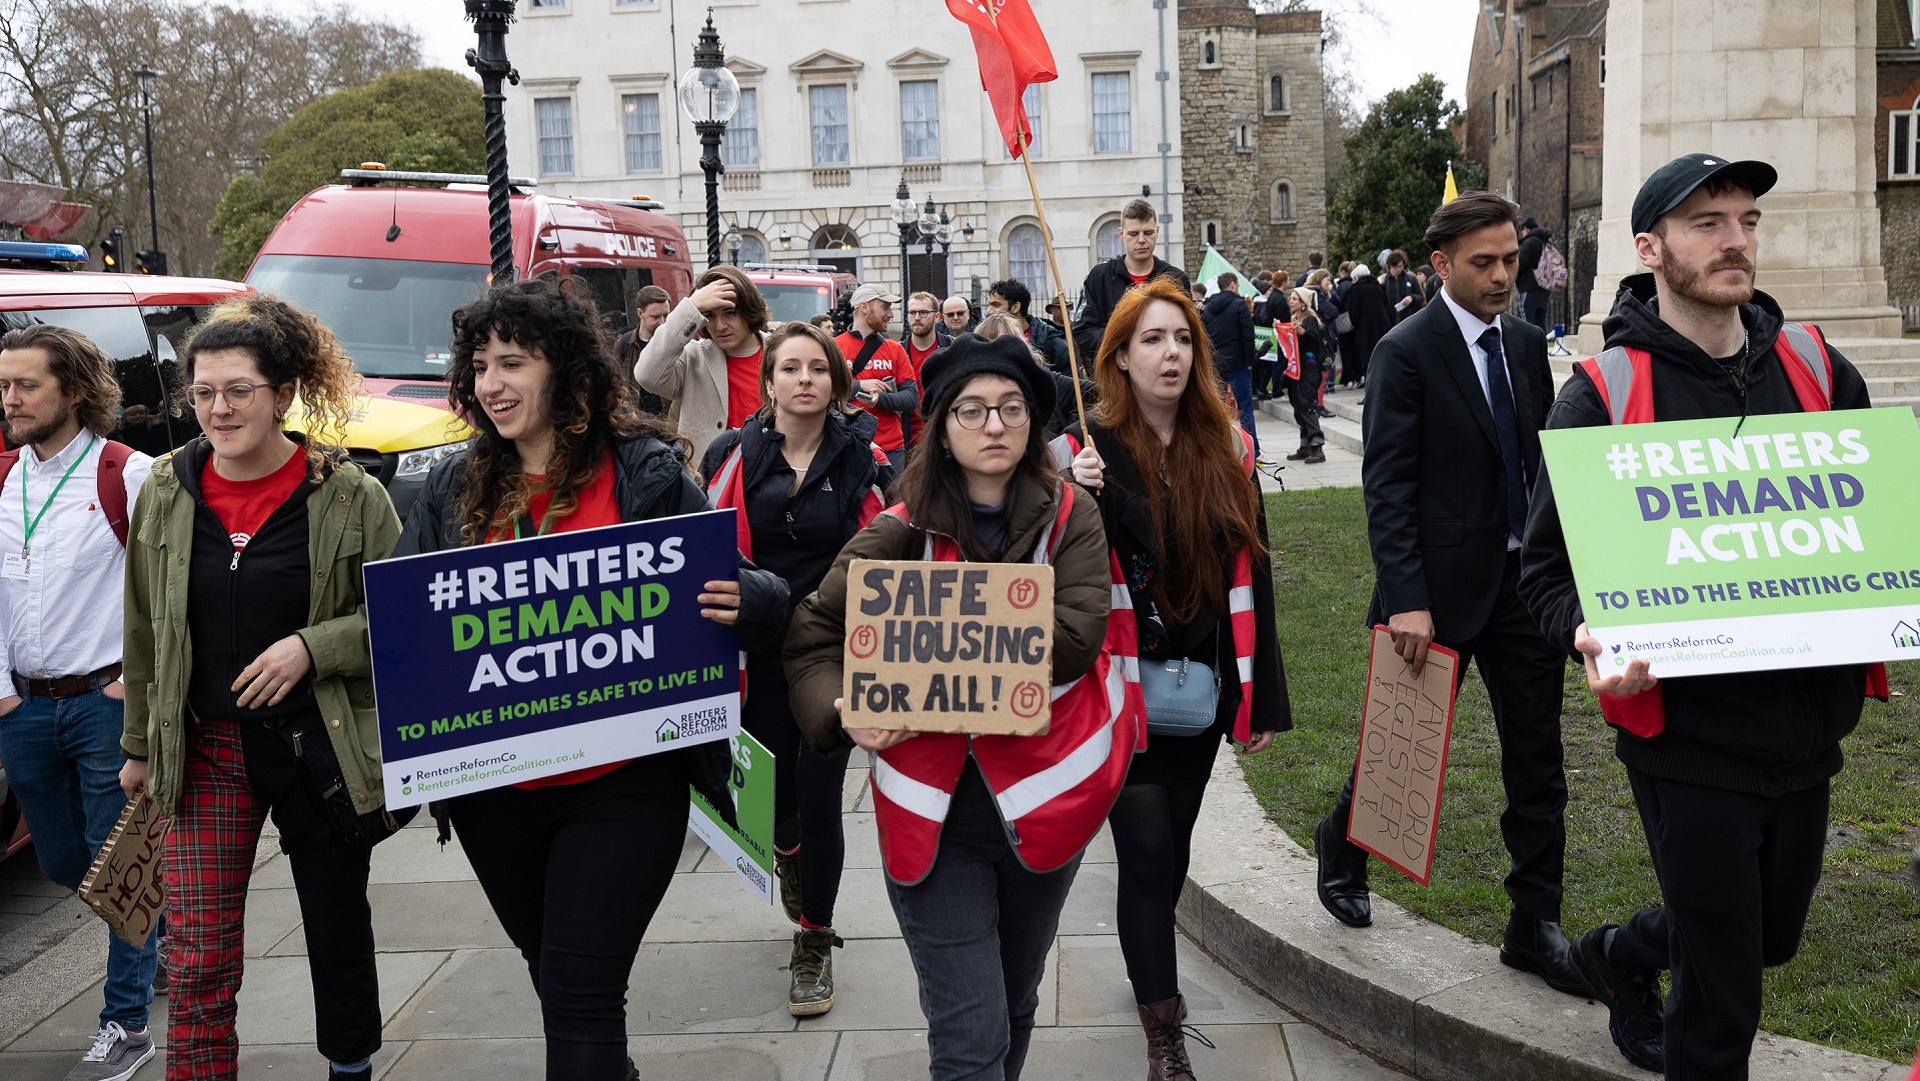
[490,452,630,790]
[1129,272,1151,286]
[837,331,915,451]
[724,347,765,428]
[201,446,308,551]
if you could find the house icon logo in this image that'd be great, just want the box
[655,718,681,743]
[1893,620,1920,649]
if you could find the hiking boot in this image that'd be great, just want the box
[64,1022,154,1081]
[1286,448,1312,461]
[788,927,843,1016]
[1568,925,1664,1072]
[1303,450,1326,464]
[774,852,803,926]
[1137,993,1214,1080]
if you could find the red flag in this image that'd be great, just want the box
[946,0,1057,158]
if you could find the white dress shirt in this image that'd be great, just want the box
[0,432,155,680]
[1436,286,1528,549]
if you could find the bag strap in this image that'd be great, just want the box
[849,333,886,378]
[97,440,133,547]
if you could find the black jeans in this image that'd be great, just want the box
[1608,770,1830,1081]
[744,679,853,925]
[1523,288,1551,331]
[449,756,688,1081]
[1332,556,1568,920]
[885,760,1082,1081]
[1108,782,1208,1004]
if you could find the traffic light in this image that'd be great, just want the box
[134,249,167,275]
[100,226,125,272]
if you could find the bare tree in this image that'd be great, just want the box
[0,0,420,275]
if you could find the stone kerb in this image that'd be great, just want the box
[1173,753,1908,1081]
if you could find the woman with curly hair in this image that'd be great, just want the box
[1055,277,1291,1080]
[118,293,405,1080]
[393,277,789,1081]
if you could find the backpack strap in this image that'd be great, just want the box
[96,440,133,547]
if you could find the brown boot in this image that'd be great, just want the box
[1137,993,1213,1080]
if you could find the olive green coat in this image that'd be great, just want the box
[120,447,401,817]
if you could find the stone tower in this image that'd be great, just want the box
[1177,0,1328,278]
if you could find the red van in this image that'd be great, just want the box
[246,167,695,516]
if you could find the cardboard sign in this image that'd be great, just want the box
[365,510,742,807]
[688,730,776,904]
[842,559,1054,735]
[1347,626,1459,885]
[1539,408,1920,676]
[78,793,168,947]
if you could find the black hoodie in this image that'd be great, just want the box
[1517,275,1872,796]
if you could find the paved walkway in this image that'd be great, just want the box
[0,764,1409,1080]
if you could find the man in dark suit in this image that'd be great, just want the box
[1313,191,1586,999]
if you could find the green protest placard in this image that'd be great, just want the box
[1539,407,1920,677]
[688,730,775,903]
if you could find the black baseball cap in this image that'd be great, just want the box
[1631,153,1777,236]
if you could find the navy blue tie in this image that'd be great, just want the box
[1479,327,1529,543]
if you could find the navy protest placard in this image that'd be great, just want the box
[365,509,740,807]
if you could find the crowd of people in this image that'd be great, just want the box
[0,153,1904,1081]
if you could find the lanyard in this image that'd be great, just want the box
[20,434,95,556]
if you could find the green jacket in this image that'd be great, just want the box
[121,443,401,817]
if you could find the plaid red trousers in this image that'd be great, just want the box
[163,714,380,1078]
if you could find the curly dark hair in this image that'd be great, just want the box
[446,277,686,546]
[183,293,359,477]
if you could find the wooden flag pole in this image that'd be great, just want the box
[1013,141,1093,444]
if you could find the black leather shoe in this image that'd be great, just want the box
[1303,450,1326,464]
[1313,814,1371,927]
[1286,449,1311,461]
[1500,913,1592,996]
[1568,926,1664,1072]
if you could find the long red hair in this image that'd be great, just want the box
[1091,276,1266,625]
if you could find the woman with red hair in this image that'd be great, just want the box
[1053,277,1292,1081]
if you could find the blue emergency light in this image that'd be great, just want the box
[0,241,89,262]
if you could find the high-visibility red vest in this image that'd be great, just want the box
[1048,425,1263,743]
[1578,323,1890,738]
[866,481,1145,885]
[704,432,890,699]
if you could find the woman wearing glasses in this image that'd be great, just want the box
[785,335,1138,1081]
[1055,277,1290,1081]
[118,294,404,1080]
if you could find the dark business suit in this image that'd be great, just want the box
[1333,295,1569,922]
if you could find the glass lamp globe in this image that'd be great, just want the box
[678,63,739,126]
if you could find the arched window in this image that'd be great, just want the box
[1235,122,1253,151]
[736,232,767,265]
[1268,74,1287,114]
[1203,221,1220,248]
[1093,218,1124,262]
[1271,180,1294,223]
[1006,223,1050,297]
[810,223,861,277]
[1203,40,1216,65]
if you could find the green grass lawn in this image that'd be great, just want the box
[1244,487,1920,1063]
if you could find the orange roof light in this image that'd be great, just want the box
[359,161,388,170]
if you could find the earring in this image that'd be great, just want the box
[944,450,954,462]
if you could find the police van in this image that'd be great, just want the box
[247,166,695,516]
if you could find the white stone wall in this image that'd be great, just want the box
[502,0,1185,307]
[1579,0,1902,347]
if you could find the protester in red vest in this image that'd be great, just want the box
[784,335,1135,1081]
[391,278,788,1081]
[1519,154,1881,1079]
[1053,277,1291,1080]
[700,322,892,1017]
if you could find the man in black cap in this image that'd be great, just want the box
[1518,153,1879,1077]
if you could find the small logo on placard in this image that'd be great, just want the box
[1892,620,1920,649]
[849,624,879,658]
[1009,680,1046,718]
[1006,577,1040,609]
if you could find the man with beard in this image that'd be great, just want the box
[1518,154,1877,1077]
[1316,192,1583,1009]
[0,324,160,1081]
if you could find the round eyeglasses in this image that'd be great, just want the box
[187,382,279,409]
[949,400,1030,430]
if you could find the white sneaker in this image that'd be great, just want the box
[64,1022,155,1081]
[1255,453,1278,467]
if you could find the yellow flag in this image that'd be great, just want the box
[1442,162,1459,205]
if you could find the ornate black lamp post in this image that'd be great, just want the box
[680,14,739,269]
[131,64,161,263]
[465,0,520,284]
[892,177,917,299]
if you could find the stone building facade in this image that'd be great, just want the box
[1876,0,1920,316]
[1464,0,1608,329]
[1177,1,1328,279]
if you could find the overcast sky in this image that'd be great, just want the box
[236,0,1478,114]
